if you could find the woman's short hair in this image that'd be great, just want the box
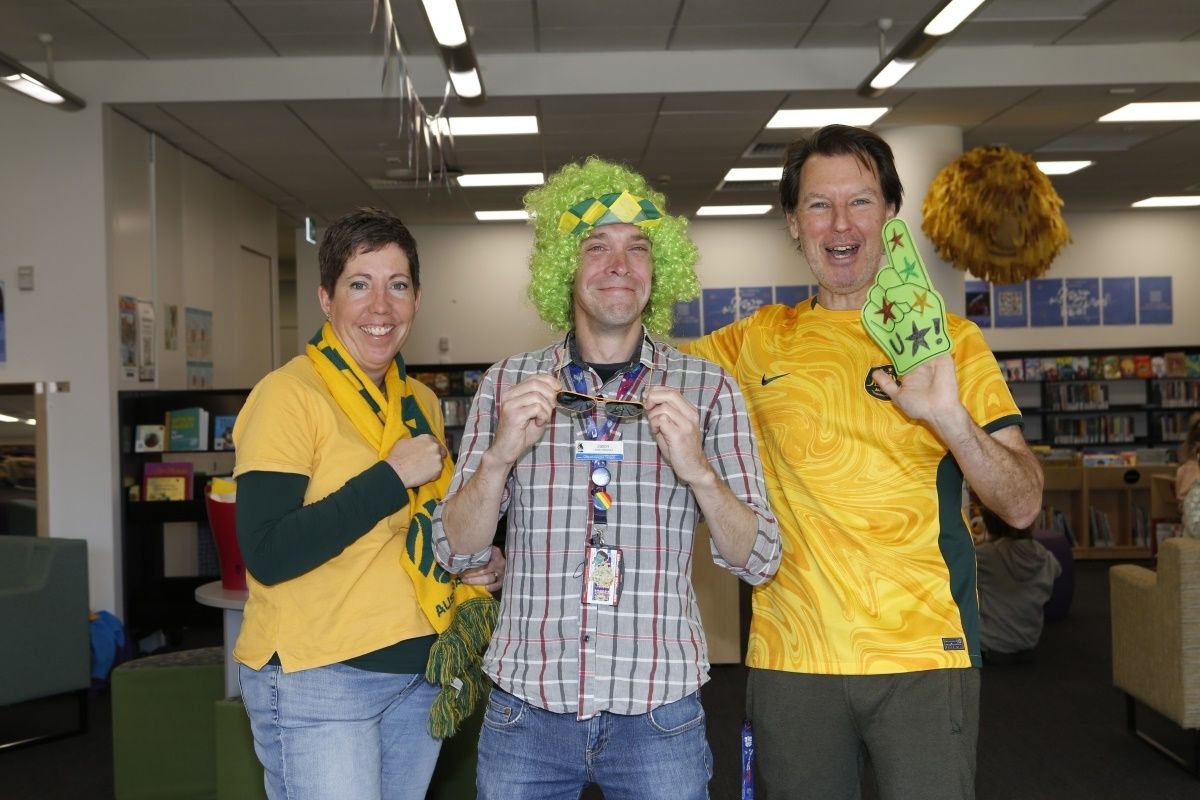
[522,157,699,336]
[318,207,420,296]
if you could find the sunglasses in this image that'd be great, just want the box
[556,391,644,418]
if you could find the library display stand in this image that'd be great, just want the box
[118,389,249,649]
[1040,463,1176,559]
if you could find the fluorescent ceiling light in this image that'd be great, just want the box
[1036,160,1093,175]
[924,0,989,36]
[449,68,482,99]
[474,210,530,221]
[440,116,538,136]
[457,172,544,187]
[767,108,889,129]
[23,418,35,426]
[2,72,65,104]
[724,167,783,182]
[1099,102,1200,122]
[696,205,773,217]
[0,414,19,423]
[1131,196,1200,208]
[870,59,917,91]
[420,0,467,47]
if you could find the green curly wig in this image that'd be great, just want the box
[523,156,699,336]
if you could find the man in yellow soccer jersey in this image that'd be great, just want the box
[684,125,1043,800]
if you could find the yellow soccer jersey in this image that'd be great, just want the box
[686,299,1021,674]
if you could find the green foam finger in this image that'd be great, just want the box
[860,218,953,375]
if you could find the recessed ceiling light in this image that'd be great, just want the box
[456,172,544,187]
[766,107,889,129]
[696,205,773,217]
[1036,161,1093,175]
[1099,102,1200,122]
[1131,196,1200,208]
[474,210,529,221]
[441,116,538,136]
[724,167,783,182]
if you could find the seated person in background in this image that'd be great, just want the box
[1175,413,1200,538]
[976,508,1061,664]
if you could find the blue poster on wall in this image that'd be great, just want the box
[1064,278,1100,326]
[702,288,736,335]
[774,285,810,307]
[1029,279,1064,327]
[993,283,1028,328]
[965,280,991,328]
[671,299,701,339]
[1101,277,1136,325]
[738,287,773,319]
[1138,276,1173,324]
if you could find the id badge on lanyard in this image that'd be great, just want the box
[568,361,643,608]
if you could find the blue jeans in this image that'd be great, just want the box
[477,686,712,800]
[239,662,442,800]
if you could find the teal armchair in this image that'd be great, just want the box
[0,535,90,746]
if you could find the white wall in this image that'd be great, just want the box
[0,91,118,612]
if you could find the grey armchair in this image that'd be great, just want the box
[0,535,91,747]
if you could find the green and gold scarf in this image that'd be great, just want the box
[307,322,496,737]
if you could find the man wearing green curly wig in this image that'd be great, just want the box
[432,157,781,799]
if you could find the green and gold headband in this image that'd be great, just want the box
[557,190,664,235]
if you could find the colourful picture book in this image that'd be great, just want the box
[1134,354,1153,379]
[142,461,194,501]
[1056,355,1075,381]
[1118,355,1137,379]
[1101,355,1121,380]
[1151,355,1167,379]
[1187,354,1200,378]
[1164,351,1187,378]
[1023,358,1043,381]
[166,407,210,451]
[212,415,237,451]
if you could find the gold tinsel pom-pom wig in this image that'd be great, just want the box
[522,156,700,337]
[921,145,1072,284]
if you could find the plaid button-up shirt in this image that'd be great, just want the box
[432,332,780,719]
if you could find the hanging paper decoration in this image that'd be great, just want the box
[372,0,456,186]
[921,145,1072,285]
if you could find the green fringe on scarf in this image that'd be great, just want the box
[307,322,497,738]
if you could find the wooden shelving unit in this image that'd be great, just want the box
[1041,464,1175,559]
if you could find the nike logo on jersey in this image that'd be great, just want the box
[761,373,789,386]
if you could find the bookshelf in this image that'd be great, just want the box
[407,363,492,458]
[995,346,1200,449]
[1039,464,1174,559]
[118,389,250,649]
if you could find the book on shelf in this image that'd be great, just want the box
[1165,351,1187,378]
[1041,357,1059,381]
[1056,355,1076,381]
[1081,451,1136,467]
[1133,354,1152,379]
[212,415,237,451]
[134,424,165,453]
[1151,355,1167,379]
[1023,357,1043,381]
[462,369,483,395]
[1101,355,1121,380]
[1186,353,1200,378]
[166,407,210,451]
[1118,355,1136,379]
[142,461,195,501]
[1037,506,1076,546]
[1002,358,1024,382]
[1088,506,1114,547]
